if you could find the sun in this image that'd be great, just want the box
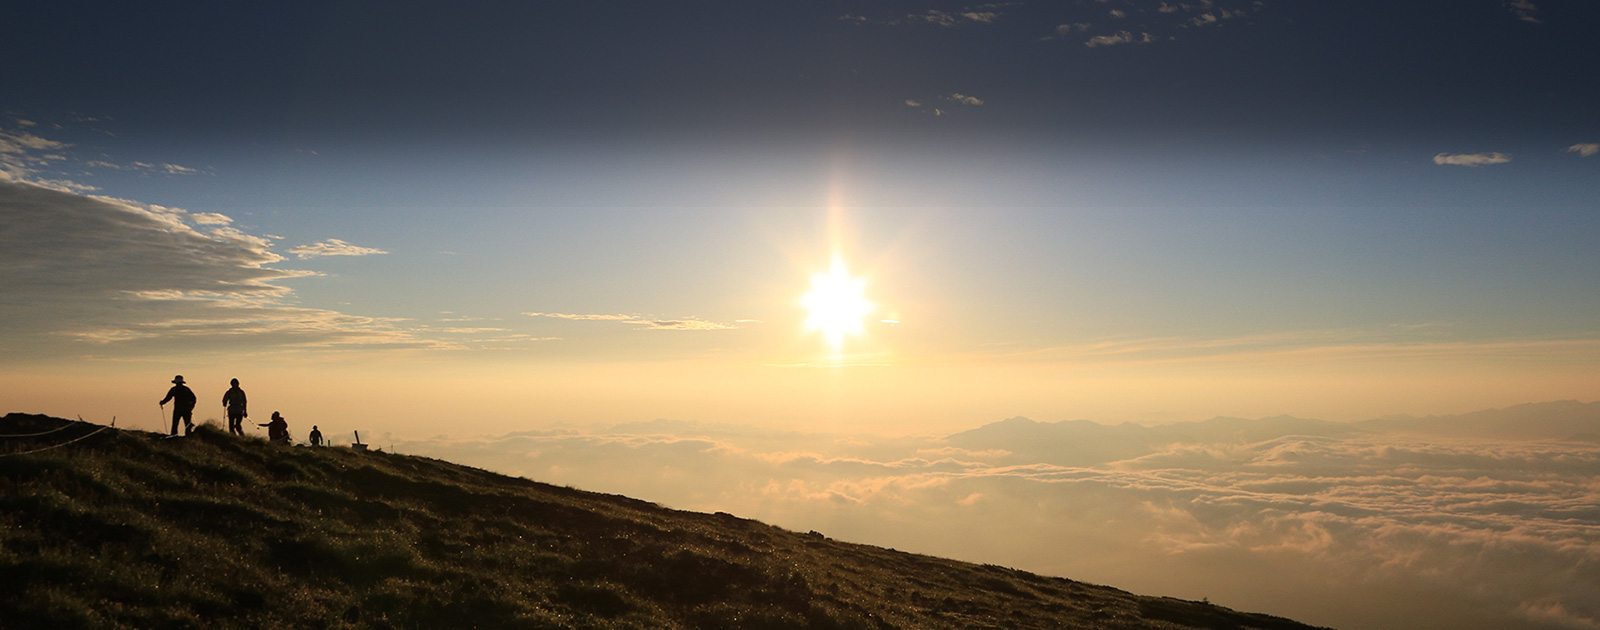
[802,255,874,353]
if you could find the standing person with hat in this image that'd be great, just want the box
[259,411,290,444]
[221,378,248,436]
[159,375,197,436]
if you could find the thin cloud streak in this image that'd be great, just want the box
[289,238,389,259]
[1434,152,1513,166]
[1085,31,1156,47]
[1509,0,1542,24]
[1568,143,1599,158]
[525,312,739,330]
[981,330,1600,367]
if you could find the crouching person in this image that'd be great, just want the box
[259,411,291,444]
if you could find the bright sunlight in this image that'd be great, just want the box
[802,255,874,353]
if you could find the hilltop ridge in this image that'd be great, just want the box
[1,413,1327,629]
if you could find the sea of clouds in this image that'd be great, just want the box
[390,404,1600,630]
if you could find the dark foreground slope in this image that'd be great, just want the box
[0,414,1326,630]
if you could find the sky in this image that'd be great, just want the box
[3,1,1599,627]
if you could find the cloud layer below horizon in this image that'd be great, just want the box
[390,411,1600,630]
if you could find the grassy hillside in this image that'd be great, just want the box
[0,413,1327,630]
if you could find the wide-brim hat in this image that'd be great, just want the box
[271,411,284,419]
[172,375,185,384]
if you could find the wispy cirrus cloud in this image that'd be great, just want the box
[65,306,423,349]
[946,93,985,106]
[187,212,233,225]
[985,329,1600,369]
[1085,30,1156,47]
[1052,22,1093,36]
[0,125,446,356]
[1508,0,1541,24]
[85,159,207,175]
[1567,143,1599,158]
[0,129,77,188]
[525,312,738,330]
[1049,1,1260,45]
[1434,152,1512,167]
[910,9,1006,27]
[288,238,389,259]
[860,1,1258,46]
[646,319,738,331]
[845,3,1015,27]
[0,178,443,355]
[904,93,985,117]
[909,10,962,27]
[0,129,67,155]
[526,313,638,322]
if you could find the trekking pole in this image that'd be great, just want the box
[158,402,165,433]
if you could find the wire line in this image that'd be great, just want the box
[0,425,114,457]
[0,420,80,439]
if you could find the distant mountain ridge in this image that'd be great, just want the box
[0,412,1326,630]
[1354,400,1600,441]
[945,401,1600,466]
[944,414,1361,467]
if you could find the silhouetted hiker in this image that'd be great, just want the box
[259,411,290,444]
[309,425,323,446]
[221,378,248,436]
[158,375,197,436]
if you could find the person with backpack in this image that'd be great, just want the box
[221,378,248,436]
[259,411,291,444]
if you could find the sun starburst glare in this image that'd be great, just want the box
[802,255,874,354]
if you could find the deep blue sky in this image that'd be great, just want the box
[6,1,1597,153]
[7,0,1600,217]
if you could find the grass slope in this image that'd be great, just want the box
[1,413,1327,630]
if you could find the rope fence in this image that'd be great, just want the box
[0,420,81,439]
[0,421,116,458]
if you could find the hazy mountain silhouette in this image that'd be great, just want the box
[944,415,1362,467]
[1356,400,1600,441]
[1,413,1326,629]
[944,417,1159,466]
[947,402,1599,467]
[1157,415,1362,444]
